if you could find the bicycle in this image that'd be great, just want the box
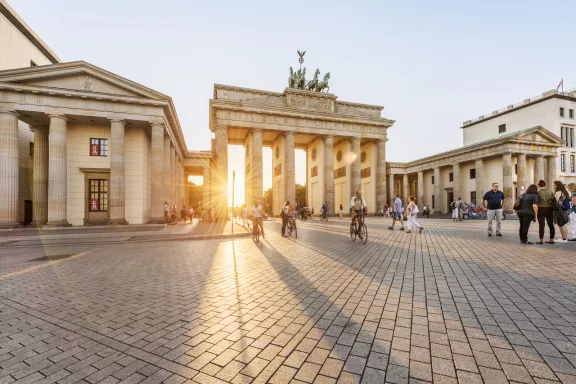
[350,212,368,244]
[252,218,262,243]
[286,214,297,238]
[320,211,328,221]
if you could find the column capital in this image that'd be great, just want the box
[0,109,18,117]
[284,131,295,137]
[252,128,263,133]
[47,113,67,121]
[215,124,228,132]
[109,118,126,125]
[324,135,334,143]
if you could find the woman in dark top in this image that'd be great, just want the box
[536,180,555,244]
[517,184,539,244]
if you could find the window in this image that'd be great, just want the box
[29,143,34,157]
[498,124,506,133]
[571,155,575,173]
[30,60,37,67]
[361,167,371,178]
[470,169,476,179]
[432,195,435,209]
[90,138,108,156]
[561,127,566,145]
[560,107,565,117]
[571,128,575,148]
[570,109,574,119]
[471,192,477,205]
[431,176,435,185]
[515,164,518,175]
[449,172,453,182]
[561,154,566,172]
[89,179,108,212]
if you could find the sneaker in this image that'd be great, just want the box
[555,238,568,243]
[399,227,405,231]
[419,227,424,233]
[388,226,394,230]
[405,230,412,233]
[496,233,503,237]
[488,233,492,237]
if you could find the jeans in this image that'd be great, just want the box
[517,212,533,243]
[487,209,502,234]
[281,215,288,235]
[537,207,555,240]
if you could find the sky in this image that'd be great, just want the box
[11,0,576,204]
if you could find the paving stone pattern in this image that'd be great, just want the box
[0,218,575,383]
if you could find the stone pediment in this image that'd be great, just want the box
[0,61,167,100]
[512,126,564,145]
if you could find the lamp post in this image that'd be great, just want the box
[232,170,235,234]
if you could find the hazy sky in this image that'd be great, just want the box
[12,0,576,204]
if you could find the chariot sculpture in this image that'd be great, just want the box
[288,50,330,93]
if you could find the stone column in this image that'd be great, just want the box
[517,153,527,193]
[388,173,395,205]
[534,156,545,184]
[47,114,69,226]
[453,163,461,201]
[31,127,49,226]
[502,152,514,212]
[203,166,211,210]
[285,131,296,205]
[170,145,176,207]
[180,160,185,208]
[350,137,361,196]
[252,129,263,202]
[547,155,557,184]
[376,138,387,213]
[150,123,164,222]
[163,137,171,206]
[109,119,127,224]
[433,167,441,213]
[0,110,20,227]
[214,125,228,221]
[402,174,409,201]
[324,135,335,215]
[417,171,424,209]
[475,159,484,203]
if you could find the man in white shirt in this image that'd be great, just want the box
[350,190,367,225]
[250,199,265,238]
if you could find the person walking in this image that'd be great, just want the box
[482,182,505,237]
[388,193,405,231]
[405,196,423,234]
[536,180,555,244]
[164,202,170,225]
[339,204,344,219]
[457,198,464,221]
[281,200,290,237]
[553,180,571,243]
[517,184,539,244]
[241,204,249,228]
[451,199,458,221]
[570,186,576,241]
[383,204,389,218]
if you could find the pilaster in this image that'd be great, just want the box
[0,110,20,227]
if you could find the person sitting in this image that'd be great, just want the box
[350,190,367,225]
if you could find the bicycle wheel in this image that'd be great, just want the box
[359,224,368,244]
[254,227,259,243]
[350,223,357,241]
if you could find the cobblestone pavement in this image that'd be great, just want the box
[0,218,575,384]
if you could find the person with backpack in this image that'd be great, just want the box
[451,199,458,221]
[552,180,571,243]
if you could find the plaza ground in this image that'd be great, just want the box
[0,218,575,384]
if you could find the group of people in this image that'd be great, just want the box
[387,193,424,233]
[450,198,465,221]
[163,202,195,225]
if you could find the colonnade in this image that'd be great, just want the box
[0,109,186,227]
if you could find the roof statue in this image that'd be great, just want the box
[288,51,330,93]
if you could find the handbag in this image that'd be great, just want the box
[513,195,523,211]
[555,208,570,227]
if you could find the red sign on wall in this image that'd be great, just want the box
[90,199,99,211]
[90,143,99,156]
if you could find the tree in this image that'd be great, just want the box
[263,188,273,214]
[295,184,306,208]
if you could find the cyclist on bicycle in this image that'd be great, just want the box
[281,200,290,237]
[250,199,265,238]
[350,190,367,225]
[321,204,327,218]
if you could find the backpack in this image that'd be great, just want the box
[513,195,523,211]
[450,201,455,209]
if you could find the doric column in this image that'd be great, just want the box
[202,166,211,210]
[170,145,176,206]
[214,125,228,220]
[109,119,127,224]
[502,153,514,213]
[453,163,461,201]
[350,137,361,196]
[150,123,164,222]
[388,173,395,205]
[417,171,424,209]
[285,131,296,204]
[324,135,335,215]
[31,127,49,226]
[163,137,171,205]
[547,155,557,184]
[0,110,20,227]
[252,129,263,202]
[517,153,527,192]
[47,114,69,226]
[376,138,387,213]
[475,159,484,204]
[180,160,185,208]
[402,174,409,201]
[433,167,441,213]
[534,156,545,184]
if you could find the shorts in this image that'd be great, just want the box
[354,210,363,215]
[393,212,402,220]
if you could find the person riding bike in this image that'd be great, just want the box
[350,190,367,226]
[321,203,327,218]
[250,199,265,238]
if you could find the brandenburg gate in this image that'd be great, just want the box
[209,82,394,218]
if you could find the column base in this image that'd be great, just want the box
[29,221,47,228]
[46,220,71,227]
[108,218,128,225]
[0,221,23,229]
[149,217,165,224]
